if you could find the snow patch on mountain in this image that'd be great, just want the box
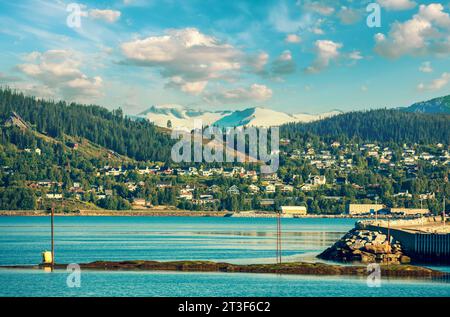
[137,105,342,130]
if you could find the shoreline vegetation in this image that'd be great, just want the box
[2,260,448,280]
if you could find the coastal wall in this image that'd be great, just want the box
[356,216,443,229]
[357,219,450,263]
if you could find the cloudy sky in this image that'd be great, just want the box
[0,0,449,114]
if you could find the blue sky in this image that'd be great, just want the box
[0,0,449,114]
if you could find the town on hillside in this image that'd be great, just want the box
[2,134,448,216]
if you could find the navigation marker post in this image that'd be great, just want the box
[276,210,282,264]
[444,175,448,227]
[51,203,55,270]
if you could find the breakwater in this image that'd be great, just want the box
[357,217,450,263]
[318,228,411,264]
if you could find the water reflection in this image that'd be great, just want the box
[0,217,351,266]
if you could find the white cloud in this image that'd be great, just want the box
[304,1,335,16]
[18,50,82,82]
[306,40,342,73]
[278,50,292,62]
[419,61,433,73]
[89,9,121,23]
[377,0,416,11]
[167,76,207,95]
[271,50,296,75]
[62,76,103,99]
[204,84,273,104]
[374,4,450,58]
[311,27,325,35]
[16,50,103,101]
[417,72,450,91]
[269,2,311,33]
[121,28,241,95]
[269,2,328,35]
[374,19,431,58]
[418,3,450,28]
[0,72,22,83]
[349,51,363,60]
[337,6,362,25]
[250,52,270,74]
[250,50,296,78]
[12,82,56,99]
[122,0,148,6]
[285,34,301,43]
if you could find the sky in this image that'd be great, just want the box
[0,0,449,115]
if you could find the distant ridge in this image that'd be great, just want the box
[281,109,450,144]
[0,87,173,162]
[403,95,450,114]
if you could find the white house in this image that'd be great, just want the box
[46,193,63,199]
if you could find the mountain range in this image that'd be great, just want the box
[137,105,342,130]
[137,94,450,130]
[1,88,449,165]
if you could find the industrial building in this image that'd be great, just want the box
[281,206,307,215]
[390,208,430,216]
[347,204,385,215]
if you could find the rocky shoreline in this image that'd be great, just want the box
[2,260,448,279]
[318,229,411,264]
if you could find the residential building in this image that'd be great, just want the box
[248,184,259,193]
[264,184,276,193]
[227,185,240,195]
[46,193,63,199]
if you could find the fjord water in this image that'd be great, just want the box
[0,216,449,297]
[0,216,353,265]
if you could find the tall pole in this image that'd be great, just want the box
[276,212,279,264]
[444,194,446,226]
[387,216,390,246]
[444,175,448,226]
[375,196,378,225]
[51,203,55,269]
[279,212,282,264]
[276,211,282,264]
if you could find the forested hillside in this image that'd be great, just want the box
[0,88,173,162]
[404,95,450,114]
[281,109,450,144]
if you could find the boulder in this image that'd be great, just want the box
[365,242,392,254]
[318,229,409,264]
[373,234,387,243]
[360,252,376,263]
[400,256,411,264]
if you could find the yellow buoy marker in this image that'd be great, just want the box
[42,251,53,264]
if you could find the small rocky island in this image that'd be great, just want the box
[2,260,447,279]
[318,229,411,264]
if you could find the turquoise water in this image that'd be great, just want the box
[0,216,449,297]
[0,216,354,265]
[1,269,449,297]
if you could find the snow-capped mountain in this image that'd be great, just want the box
[137,105,342,130]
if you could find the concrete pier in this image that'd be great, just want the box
[357,217,450,263]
